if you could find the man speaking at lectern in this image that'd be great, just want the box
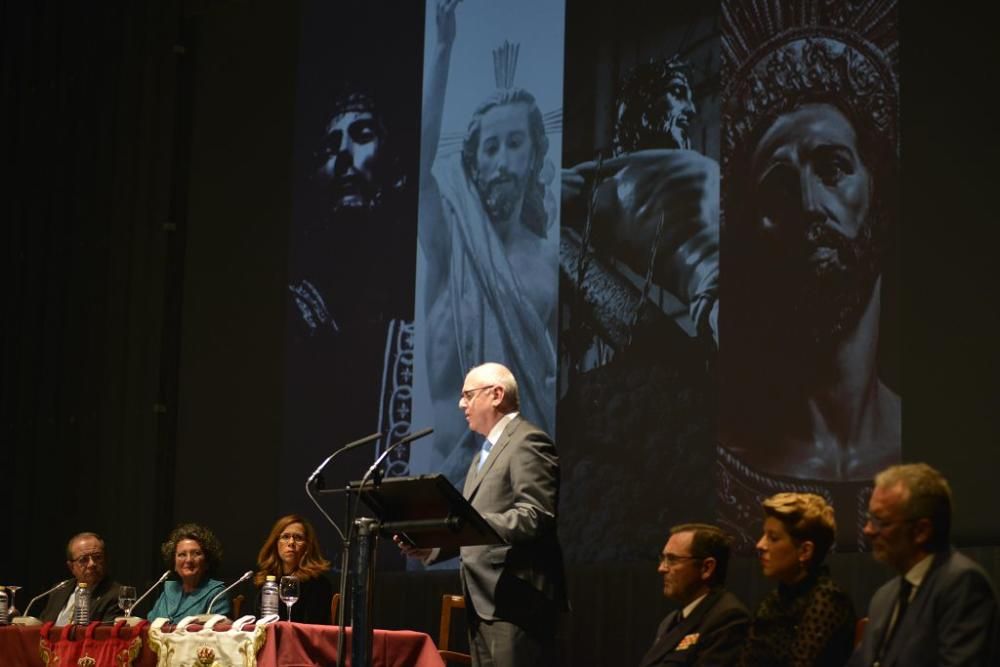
[396,362,568,667]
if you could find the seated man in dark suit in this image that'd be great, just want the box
[640,523,749,666]
[850,463,1000,667]
[39,532,122,624]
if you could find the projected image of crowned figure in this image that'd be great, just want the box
[718,0,901,551]
[283,0,423,528]
[410,0,564,490]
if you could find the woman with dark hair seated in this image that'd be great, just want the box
[148,523,230,621]
[740,493,855,666]
[255,514,333,624]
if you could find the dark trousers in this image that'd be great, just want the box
[468,615,558,667]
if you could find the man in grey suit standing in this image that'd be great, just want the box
[850,463,999,666]
[396,362,568,666]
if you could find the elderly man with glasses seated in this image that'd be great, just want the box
[849,463,1000,667]
[39,532,122,624]
[640,523,749,666]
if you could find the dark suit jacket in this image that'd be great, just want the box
[39,577,122,624]
[850,549,1000,667]
[640,589,750,666]
[435,416,567,634]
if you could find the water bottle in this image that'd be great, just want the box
[0,586,9,625]
[74,583,91,625]
[260,576,280,616]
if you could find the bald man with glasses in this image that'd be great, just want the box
[40,532,122,624]
[397,362,568,667]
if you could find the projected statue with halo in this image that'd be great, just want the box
[416,0,559,486]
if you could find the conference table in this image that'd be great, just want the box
[0,621,446,667]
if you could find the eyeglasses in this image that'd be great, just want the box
[459,385,495,402]
[279,533,307,544]
[865,513,914,532]
[70,553,105,566]
[659,553,703,567]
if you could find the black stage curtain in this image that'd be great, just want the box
[3,1,189,596]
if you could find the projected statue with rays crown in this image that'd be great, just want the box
[716,0,901,552]
[416,0,558,485]
[552,0,899,558]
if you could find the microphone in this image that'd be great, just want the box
[12,579,73,624]
[132,570,171,612]
[305,431,383,543]
[360,427,433,489]
[307,431,384,486]
[207,570,253,614]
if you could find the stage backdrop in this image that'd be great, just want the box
[277,0,900,567]
[7,1,1000,666]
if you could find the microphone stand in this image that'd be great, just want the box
[132,570,171,616]
[335,482,353,667]
[302,432,383,667]
[207,570,253,615]
[12,579,73,625]
[337,427,433,667]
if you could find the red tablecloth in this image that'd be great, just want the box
[0,622,445,667]
[261,622,445,667]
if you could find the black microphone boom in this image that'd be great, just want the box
[305,431,384,543]
[307,431,384,485]
[361,427,434,485]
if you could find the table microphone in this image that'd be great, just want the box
[207,570,253,614]
[132,570,171,613]
[12,579,73,625]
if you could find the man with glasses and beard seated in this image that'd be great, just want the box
[850,464,999,666]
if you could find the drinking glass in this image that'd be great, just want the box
[6,585,21,617]
[279,576,299,622]
[118,586,137,618]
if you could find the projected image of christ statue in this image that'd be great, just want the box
[411,0,563,487]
